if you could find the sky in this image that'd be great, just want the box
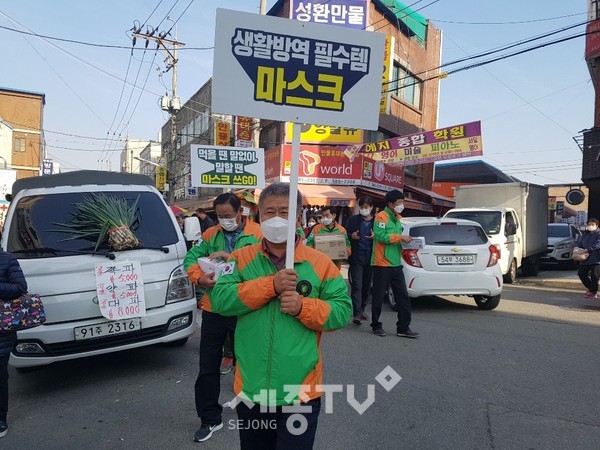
[0,0,593,185]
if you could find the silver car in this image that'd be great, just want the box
[543,223,581,267]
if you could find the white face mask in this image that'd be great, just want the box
[241,206,250,216]
[359,208,372,217]
[321,217,333,226]
[394,204,405,214]
[308,221,316,227]
[587,225,598,232]
[219,217,239,232]
[261,216,289,244]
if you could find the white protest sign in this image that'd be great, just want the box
[212,8,385,130]
[95,260,146,320]
[190,144,265,189]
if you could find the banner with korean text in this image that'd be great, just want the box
[190,144,265,189]
[212,8,385,130]
[292,0,368,29]
[380,35,394,115]
[285,123,362,144]
[343,121,483,166]
[214,120,231,146]
[235,116,253,147]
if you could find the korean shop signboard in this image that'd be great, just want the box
[190,144,265,189]
[343,121,483,166]
[361,159,404,191]
[285,122,362,145]
[212,8,385,130]
[292,0,368,29]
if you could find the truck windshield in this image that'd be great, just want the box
[6,191,179,259]
[445,211,502,235]
[547,225,570,238]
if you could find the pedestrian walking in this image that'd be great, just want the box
[370,190,419,338]
[345,197,375,324]
[184,193,262,443]
[305,206,351,267]
[576,218,600,299]
[211,182,351,449]
[0,251,28,438]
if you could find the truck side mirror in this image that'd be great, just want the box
[184,217,202,241]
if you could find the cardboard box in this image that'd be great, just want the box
[314,233,348,260]
[197,257,227,280]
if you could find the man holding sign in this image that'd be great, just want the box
[211,183,351,449]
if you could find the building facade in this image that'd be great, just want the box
[0,87,45,179]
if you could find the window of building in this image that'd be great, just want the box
[14,137,26,152]
[391,64,422,110]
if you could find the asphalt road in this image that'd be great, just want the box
[4,283,600,449]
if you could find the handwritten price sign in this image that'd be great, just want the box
[95,260,146,320]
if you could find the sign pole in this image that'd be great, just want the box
[285,122,301,269]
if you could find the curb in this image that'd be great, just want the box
[513,278,582,291]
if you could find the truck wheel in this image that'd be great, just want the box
[503,259,517,284]
[521,258,540,277]
[474,294,501,310]
[386,288,398,312]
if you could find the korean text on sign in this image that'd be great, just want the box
[231,28,370,112]
[293,1,367,29]
[95,260,146,320]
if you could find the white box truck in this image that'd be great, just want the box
[444,182,548,283]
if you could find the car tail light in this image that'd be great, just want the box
[487,244,500,267]
[402,249,422,267]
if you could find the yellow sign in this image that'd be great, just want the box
[548,196,557,211]
[380,36,394,115]
[214,120,231,146]
[156,166,167,191]
[285,123,363,145]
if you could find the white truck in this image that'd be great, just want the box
[444,182,548,283]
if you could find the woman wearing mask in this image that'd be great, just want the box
[303,215,318,238]
[576,218,600,299]
[0,250,28,438]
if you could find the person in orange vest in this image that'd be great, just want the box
[236,190,259,222]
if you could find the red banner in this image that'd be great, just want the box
[236,116,253,142]
[586,20,600,60]
[361,159,404,191]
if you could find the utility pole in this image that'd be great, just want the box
[132,20,184,202]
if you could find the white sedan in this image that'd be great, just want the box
[392,217,503,310]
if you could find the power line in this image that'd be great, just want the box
[0,23,213,50]
[430,12,587,25]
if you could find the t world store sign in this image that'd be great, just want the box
[265,145,403,190]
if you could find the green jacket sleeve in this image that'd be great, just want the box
[211,256,276,316]
[183,239,210,271]
[296,264,351,331]
[373,219,402,245]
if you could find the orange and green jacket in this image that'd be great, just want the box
[372,207,404,267]
[210,241,351,406]
[183,220,262,311]
[305,223,351,258]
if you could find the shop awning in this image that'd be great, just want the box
[298,184,356,207]
[356,187,432,213]
[404,185,455,208]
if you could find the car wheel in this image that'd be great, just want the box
[474,294,501,310]
[386,288,398,312]
[164,337,189,347]
[503,259,517,284]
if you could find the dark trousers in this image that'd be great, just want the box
[578,264,600,293]
[223,332,234,359]
[371,266,412,332]
[195,311,237,425]
[236,397,321,450]
[0,332,15,422]
[349,252,373,316]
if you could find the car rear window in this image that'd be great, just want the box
[445,211,502,235]
[7,191,179,258]
[409,224,488,245]
[548,225,570,238]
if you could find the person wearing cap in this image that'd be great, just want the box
[371,189,419,339]
[236,190,258,222]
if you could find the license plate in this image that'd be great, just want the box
[437,255,475,265]
[74,319,142,341]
